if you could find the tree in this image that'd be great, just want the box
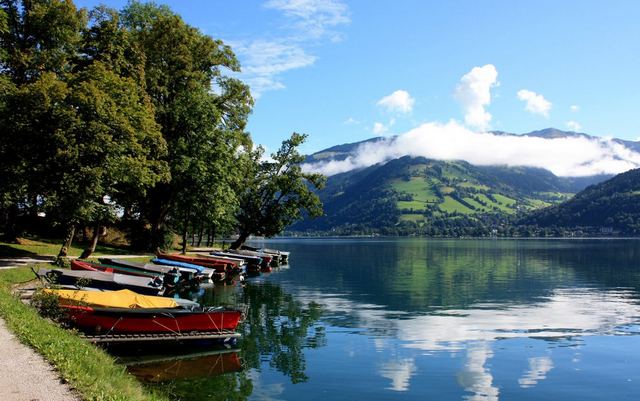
[230,133,325,249]
[0,1,168,256]
[121,1,253,250]
[0,0,86,241]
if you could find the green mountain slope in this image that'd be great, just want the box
[521,168,640,234]
[292,155,609,235]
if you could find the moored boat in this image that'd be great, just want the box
[37,267,165,296]
[62,304,243,334]
[98,258,202,286]
[157,252,239,273]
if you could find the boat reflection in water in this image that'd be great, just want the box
[124,348,242,382]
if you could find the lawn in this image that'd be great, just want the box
[0,237,141,258]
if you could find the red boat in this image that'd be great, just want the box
[157,253,238,273]
[63,305,243,334]
[71,260,159,278]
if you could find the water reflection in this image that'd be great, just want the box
[125,239,640,401]
[378,357,417,391]
[457,343,498,401]
[518,356,554,388]
[125,349,242,382]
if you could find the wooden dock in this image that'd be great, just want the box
[81,330,241,344]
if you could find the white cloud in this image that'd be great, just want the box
[454,64,498,131]
[232,1,349,98]
[570,104,580,112]
[233,39,316,97]
[373,122,388,135]
[566,120,582,131]
[377,90,415,114]
[264,0,350,39]
[344,117,359,125]
[517,89,552,117]
[302,120,640,177]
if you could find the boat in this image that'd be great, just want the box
[97,258,203,286]
[156,252,239,273]
[210,251,262,268]
[241,245,290,264]
[62,304,243,334]
[151,258,214,280]
[36,267,165,296]
[44,288,182,309]
[211,249,272,269]
[50,287,200,309]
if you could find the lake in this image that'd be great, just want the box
[125,239,640,401]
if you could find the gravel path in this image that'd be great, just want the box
[0,319,81,401]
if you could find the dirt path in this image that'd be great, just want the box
[0,318,81,401]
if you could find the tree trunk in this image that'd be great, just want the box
[3,204,20,243]
[57,225,76,258]
[196,223,204,247]
[79,225,100,259]
[181,209,190,254]
[230,231,250,250]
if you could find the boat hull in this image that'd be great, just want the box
[63,305,243,334]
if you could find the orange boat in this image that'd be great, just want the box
[157,252,239,273]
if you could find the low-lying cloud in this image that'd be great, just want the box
[302,120,640,177]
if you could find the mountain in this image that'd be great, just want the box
[521,168,640,235]
[292,128,640,236]
[292,155,610,236]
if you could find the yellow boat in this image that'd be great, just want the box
[44,288,179,309]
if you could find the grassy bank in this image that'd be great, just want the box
[0,267,169,401]
[0,237,134,258]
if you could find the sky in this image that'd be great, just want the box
[74,0,640,164]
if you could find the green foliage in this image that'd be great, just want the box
[0,1,168,251]
[232,133,325,247]
[120,1,253,249]
[30,288,65,321]
[523,168,640,235]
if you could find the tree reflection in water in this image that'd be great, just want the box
[150,280,325,400]
[241,282,326,384]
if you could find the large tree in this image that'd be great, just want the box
[231,133,325,249]
[121,1,253,250]
[0,1,168,256]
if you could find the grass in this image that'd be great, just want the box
[525,198,551,209]
[463,197,487,212]
[459,182,490,191]
[391,178,438,202]
[0,237,135,258]
[439,196,475,214]
[493,193,516,207]
[399,214,424,222]
[0,266,169,401]
[397,200,427,211]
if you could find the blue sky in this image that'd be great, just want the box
[74,0,640,155]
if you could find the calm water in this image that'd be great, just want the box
[125,239,640,401]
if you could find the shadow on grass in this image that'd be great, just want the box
[0,244,40,258]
